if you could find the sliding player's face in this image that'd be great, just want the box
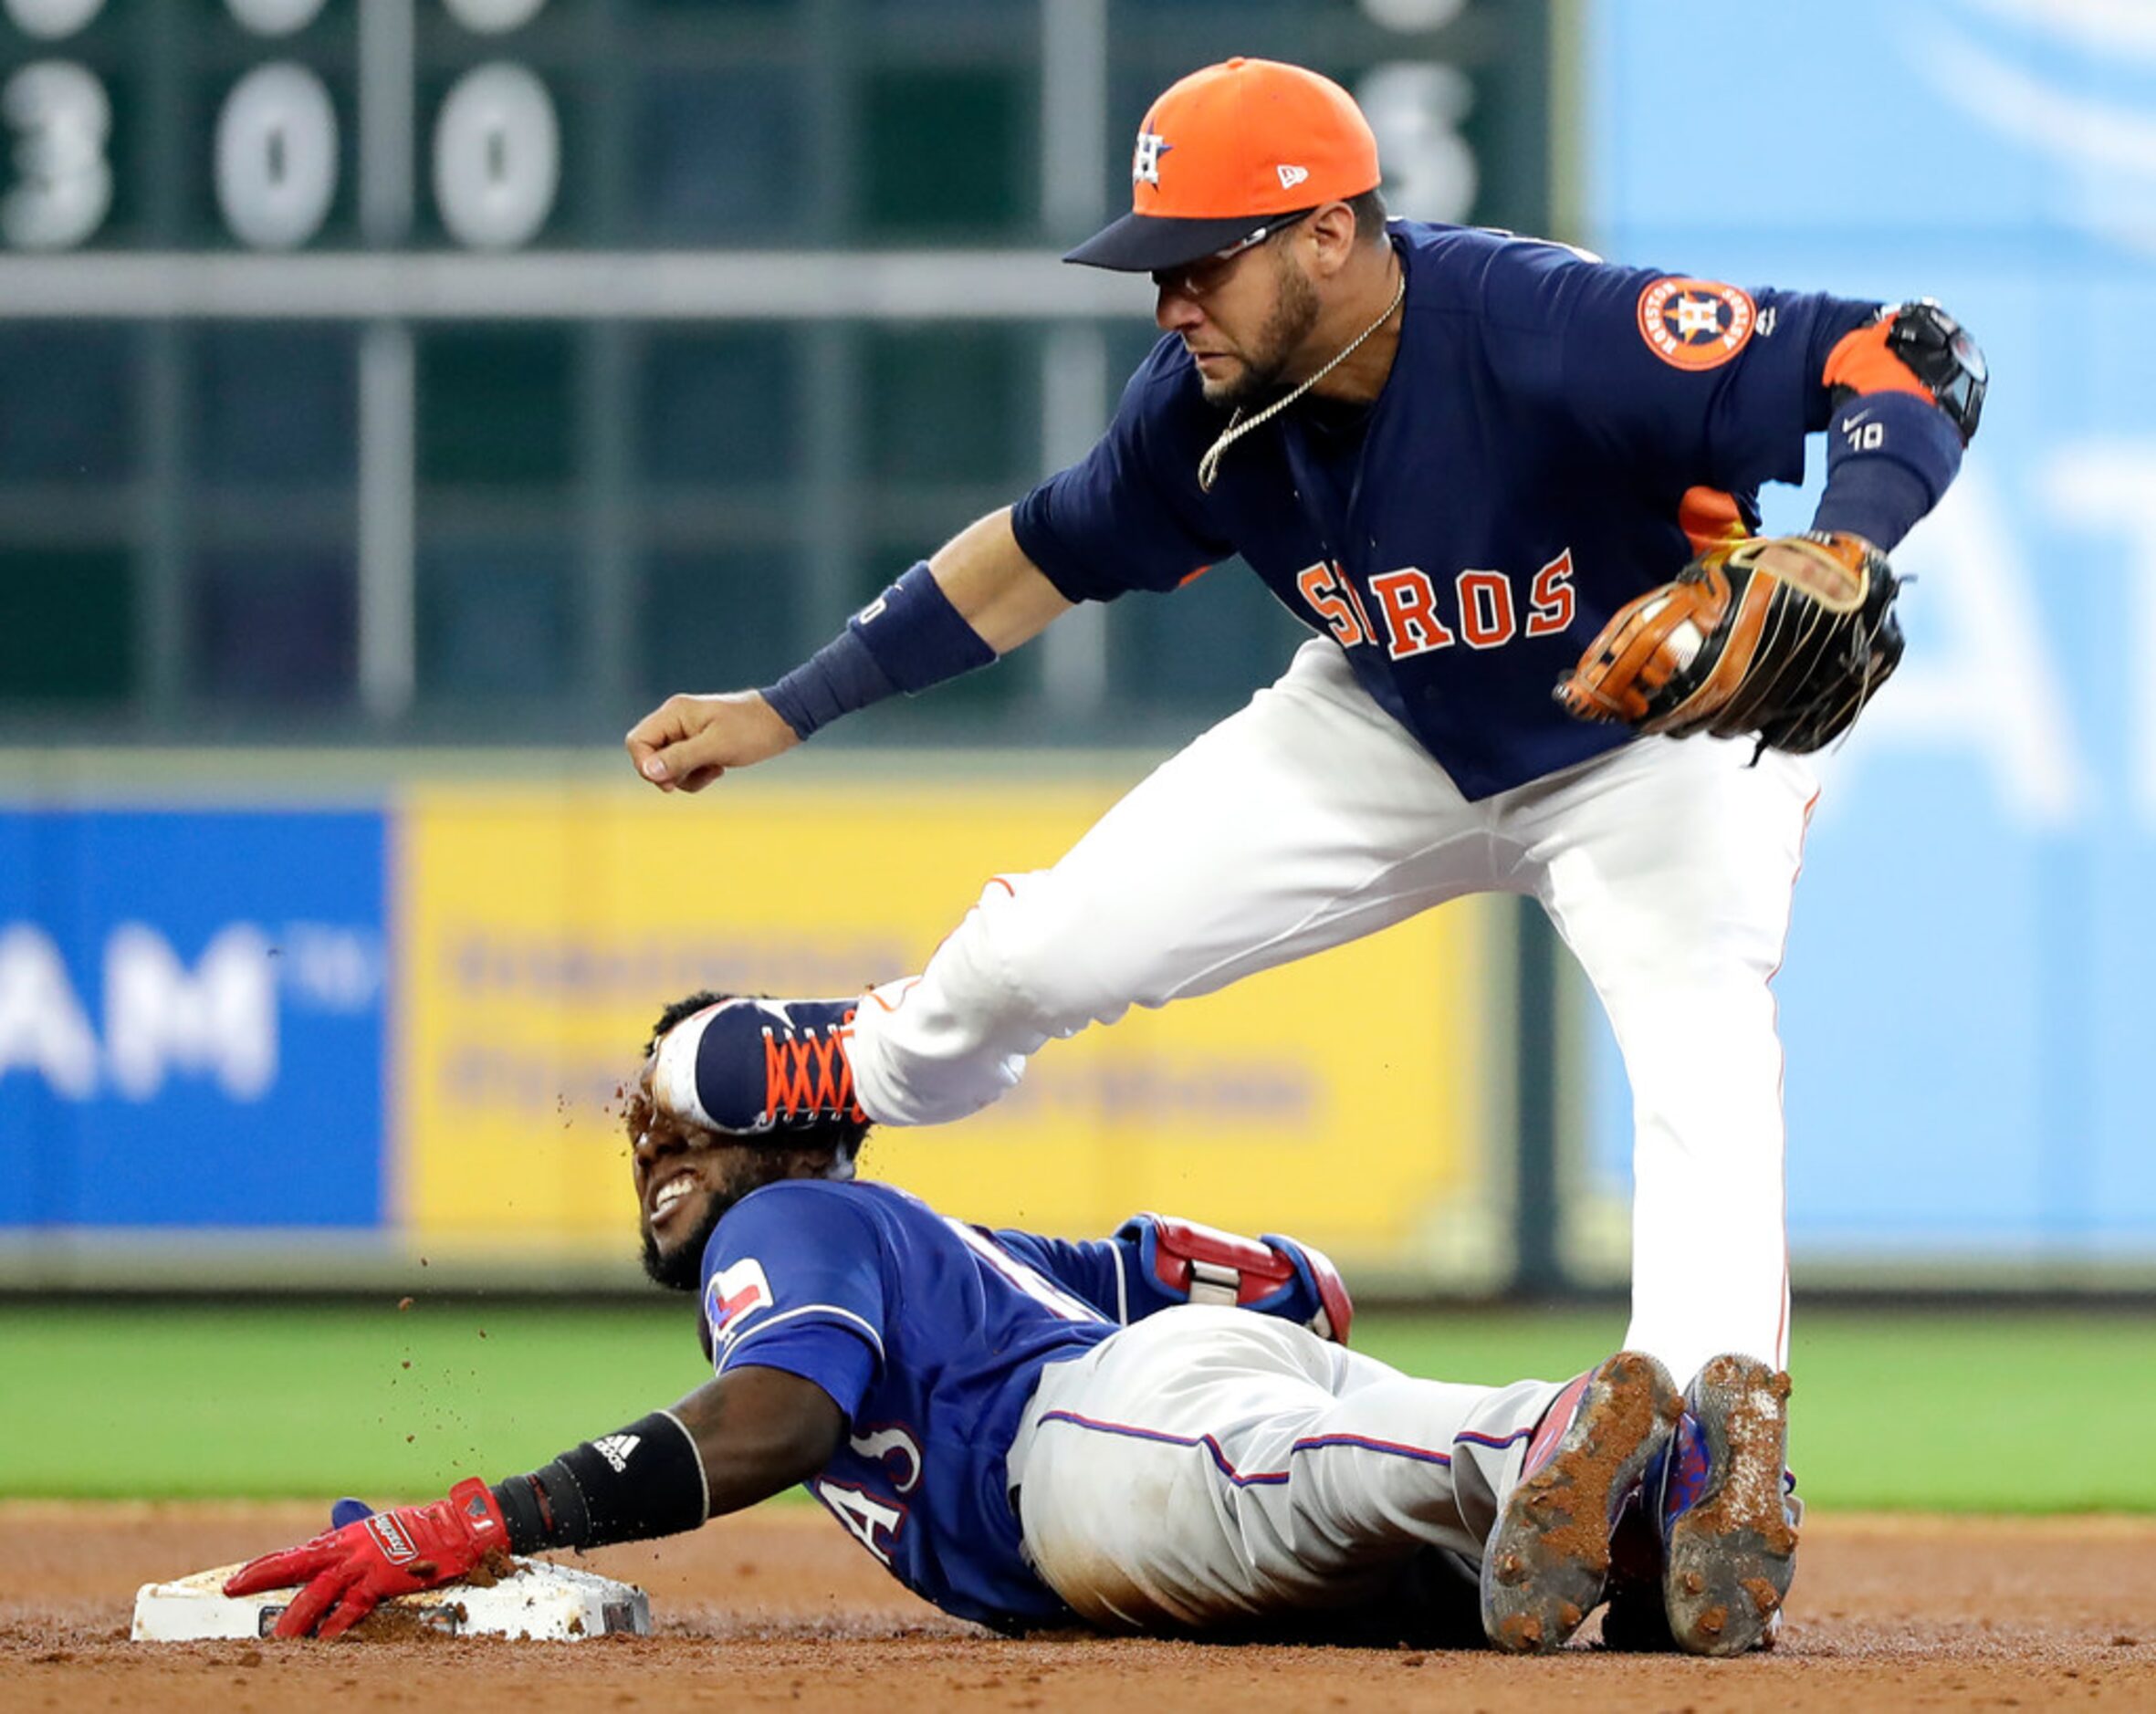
[628,1067,775,1291]
[627,1058,847,1291]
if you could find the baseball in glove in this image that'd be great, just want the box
[1553,530,1902,754]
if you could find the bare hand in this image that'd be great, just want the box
[624,692,800,793]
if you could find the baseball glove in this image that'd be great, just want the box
[1553,531,1903,754]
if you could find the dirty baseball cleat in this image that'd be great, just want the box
[1600,1575,1784,1654]
[654,997,866,1134]
[1597,1488,1789,1656]
[1596,1357,1801,1656]
[1658,1353,1800,1657]
[1481,1350,1680,1655]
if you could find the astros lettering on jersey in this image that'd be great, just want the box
[1015,222,1884,800]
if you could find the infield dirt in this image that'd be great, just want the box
[2,1501,2151,1711]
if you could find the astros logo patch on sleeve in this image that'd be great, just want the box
[704,1257,775,1351]
[1638,277,1756,371]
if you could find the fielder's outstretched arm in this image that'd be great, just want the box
[625,507,1072,793]
[928,507,1077,653]
[224,1366,845,1639]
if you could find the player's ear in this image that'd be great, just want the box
[1306,202,1359,276]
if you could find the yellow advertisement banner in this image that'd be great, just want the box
[396,770,1503,1278]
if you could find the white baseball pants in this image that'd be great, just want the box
[1009,1304,1560,1630]
[850,639,1818,1380]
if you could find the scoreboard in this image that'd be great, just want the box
[0,0,1554,742]
[3,0,564,254]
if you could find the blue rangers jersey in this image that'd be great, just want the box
[699,1181,1325,1627]
[1012,221,1959,800]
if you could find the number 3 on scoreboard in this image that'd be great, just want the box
[0,62,113,252]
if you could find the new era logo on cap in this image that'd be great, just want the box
[1277,164,1309,189]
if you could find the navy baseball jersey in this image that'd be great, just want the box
[1012,221,1903,800]
[698,1179,1131,1627]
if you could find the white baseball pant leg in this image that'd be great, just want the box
[846,640,1818,1376]
[1500,737,1818,1379]
[848,640,1496,1124]
[1008,1305,1562,1630]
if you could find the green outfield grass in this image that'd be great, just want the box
[0,1301,2143,1511]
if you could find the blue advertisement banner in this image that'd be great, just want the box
[0,810,387,1229]
[1586,0,2156,1251]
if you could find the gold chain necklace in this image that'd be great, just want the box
[1197,263,1408,494]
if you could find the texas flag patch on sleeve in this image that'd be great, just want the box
[704,1257,776,1356]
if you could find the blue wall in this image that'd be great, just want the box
[0,810,387,1228]
[1586,0,2156,1252]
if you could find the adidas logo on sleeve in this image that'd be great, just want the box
[591,1434,641,1472]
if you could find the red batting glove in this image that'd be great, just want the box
[224,1478,508,1639]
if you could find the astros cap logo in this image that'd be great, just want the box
[1133,129,1170,187]
[1067,57,1382,275]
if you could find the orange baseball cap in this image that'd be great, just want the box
[1065,57,1381,273]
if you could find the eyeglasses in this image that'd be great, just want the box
[1151,208,1315,298]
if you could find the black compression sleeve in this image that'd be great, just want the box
[491,1410,710,1553]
